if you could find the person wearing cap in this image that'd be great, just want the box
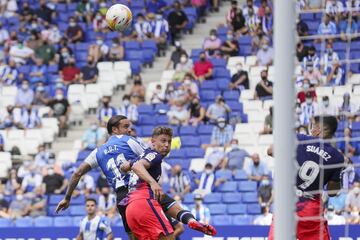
[133,13,152,41]
[315,95,338,116]
[166,41,188,69]
[299,91,318,126]
[167,1,188,45]
[191,194,211,224]
[193,52,214,82]
[206,95,231,123]
[209,118,233,148]
[203,29,221,58]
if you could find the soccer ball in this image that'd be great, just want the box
[106,4,132,32]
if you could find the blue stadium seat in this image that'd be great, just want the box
[167,158,190,170]
[54,217,73,227]
[233,170,248,181]
[238,181,257,192]
[211,58,227,68]
[223,90,240,101]
[15,217,33,227]
[181,136,201,147]
[126,51,144,62]
[227,204,247,215]
[200,90,216,101]
[154,103,170,113]
[18,65,31,74]
[184,148,205,158]
[218,181,237,192]
[169,149,186,158]
[247,204,262,215]
[34,216,53,227]
[143,49,155,64]
[0,218,12,227]
[232,215,253,225]
[48,206,70,216]
[76,52,88,62]
[208,204,227,215]
[201,80,217,90]
[179,126,197,136]
[47,64,59,73]
[137,104,153,115]
[67,2,77,11]
[351,41,360,50]
[191,49,203,58]
[76,43,90,52]
[112,216,124,227]
[49,195,66,205]
[72,216,84,227]
[124,41,141,50]
[183,193,194,204]
[141,126,153,137]
[70,206,86,216]
[184,7,197,18]
[197,125,213,135]
[77,150,92,162]
[216,78,231,90]
[200,135,211,144]
[217,26,228,35]
[130,60,142,74]
[215,169,233,181]
[242,192,258,203]
[139,115,156,125]
[71,195,86,205]
[227,101,243,112]
[203,193,222,204]
[142,40,158,52]
[238,36,252,45]
[156,115,168,125]
[56,3,67,12]
[352,122,360,131]
[222,193,242,203]
[212,215,232,225]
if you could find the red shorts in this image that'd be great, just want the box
[126,198,174,240]
[268,198,330,240]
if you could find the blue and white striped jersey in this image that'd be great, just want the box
[79,215,112,240]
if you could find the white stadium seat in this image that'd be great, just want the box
[41,118,59,135]
[67,84,85,103]
[247,111,267,123]
[7,129,24,140]
[86,84,103,99]
[240,89,254,101]
[73,139,83,150]
[98,82,114,96]
[234,133,257,146]
[41,127,55,144]
[258,134,274,146]
[245,56,257,66]
[25,129,44,145]
[1,86,17,97]
[315,86,333,98]
[243,100,263,112]
[97,61,113,71]
[56,150,79,166]
[113,70,128,87]
[353,85,360,95]
[0,152,11,178]
[348,73,360,85]
[37,106,51,117]
[333,85,352,97]
[0,95,16,107]
[263,99,273,110]
[189,158,206,173]
[113,61,131,77]
[23,139,40,155]
[227,56,245,68]
[161,70,175,81]
[235,123,253,134]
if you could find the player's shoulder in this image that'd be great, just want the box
[141,148,162,161]
[297,133,316,142]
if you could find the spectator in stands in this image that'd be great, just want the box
[129,75,146,102]
[0,106,15,129]
[261,6,273,36]
[317,14,337,36]
[231,9,247,36]
[224,139,250,171]
[82,121,107,150]
[3,0,17,17]
[9,41,35,65]
[146,0,167,13]
[245,153,269,183]
[8,189,30,219]
[76,0,94,24]
[46,24,62,45]
[173,53,194,82]
[256,38,274,67]
[27,186,46,217]
[260,106,273,135]
[0,133,4,151]
[338,127,357,157]
[254,70,273,100]
[193,52,213,82]
[209,118,233,148]
[192,0,207,22]
[167,41,187,69]
[0,59,18,86]
[244,7,261,44]
[297,16,309,37]
[29,59,47,85]
[243,0,259,18]
[229,63,249,90]
[21,166,42,193]
[98,186,117,219]
[0,22,9,46]
[118,95,138,124]
[4,169,21,195]
[169,165,191,198]
[108,38,124,62]
[325,0,344,22]
[27,30,42,50]
[325,205,346,225]
[206,96,231,123]
[150,84,165,104]
[35,0,54,23]
[257,0,269,17]
[79,56,98,84]
[167,1,188,45]
[35,39,56,65]
[203,29,222,58]
[194,163,226,195]
[132,13,152,41]
[60,57,81,85]
[220,30,239,58]
[167,100,189,126]
[299,92,318,126]
[48,88,70,137]
[92,12,108,33]
[315,96,338,116]
[74,174,95,197]
[33,83,50,106]
[15,80,34,108]
[0,187,10,218]
[258,176,273,206]
[42,166,67,194]
[152,13,169,56]
[89,36,109,63]
[188,97,206,126]
[303,62,322,86]
[97,96,117,127]
[302,46,320,71]
[346,184,360,212]
[58,44,74,70]
[339,14,358,41]
[182,74,199,98]
[34,145,54,169]
[297,78,316,104]
[13,105,42,129]
[339,93,357,120]
[65,17,84,43]
[19,1,33,21]
[191,194,211,224]
[320,40,339,75]
[326,61,344,86]
[226,0,238,26]
[253,205,272,225]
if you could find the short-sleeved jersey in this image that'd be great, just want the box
[296,134,344,195]
[80,215,112,240]
[84,135,145,191]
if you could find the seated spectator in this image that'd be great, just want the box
[226,0,239,26]
[0,106,15,129]
[146,0,167,14]
[208,118,233,148]
[21,166,42,193]
[339,14,358,41]
[338,127,357,157]
[315,96,338,116]
[225,139,250,170]
[108,38,124,62]
[253,206,272,225]
[76,0,94,24]
[297,78,317,104]
[182,75,199,99]
[35,39,56,65]
[42,166,67,194]
[149,13,169,55]
[0,22,9,46]
[166,41,187,69]
[303,63,322,86]
[29,59,47,85]
[346,184,360,210]
[347,206,360,224]
[167,1,188,45]
[133,13,152,41]
[34,144,54,169]
[203,29,222,58]
[245,153,269,183]
[88,36,109,63]
[27,186,46,217]
[82,121,107,150]
[48,88,70,137]
[206,96,231,123]
[9,41,35,65]
[320,40,339,75]
[302,46,320,71]
[0,59,18,86]
[74,174,95,197]
[98,187,117,219]
[97,96,118,126]
[243,0,259,18]
[3,0,18,18]
[92,12,108,33]
[188,97,206,126]
[0,132,4,151]
[326,61,344,86]
[220,30,239,58]
[118,95,138,124]
[328,191,347,214]
[33,83,50,106]
[299,92,318,126]
[13,105,42,129]
[231,10,247,36]
[165,83,177,103]
[60,57,81,85]
[169,165,191,198]
[36,0,54,23]
[260,106,273,135]
[325,205,346,225]
[58,44,74,70]
[297,16,309,37]
[79,56,98,84]
[258,176,273,207]
[254,70,273,100]
[167,100,189,126]
[150,84,165,104]
[256,38,274,66]
[244,7,261,36]
[0,187,10,218]
[47,24,62,45]
[317,14,337,36]
[194,163,226,195]
[191,194,211,224]
[8,189,30,219]
[173,54,193,82]
[65,17,84,43]
[15,80,34,108]
[325,0,344,21]
[261,6,273,36]
[338,93,357,120]
[4,169,21,195]
[129,75,146,102]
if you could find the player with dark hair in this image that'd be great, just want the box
[268,115,345,240]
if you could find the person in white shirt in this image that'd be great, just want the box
[88,36,109,63]
[315,96,338,116]
[98,187,117,220]
[78,198,113,240]
[243,0,259,18]
[320,40,339,74]
[150,84,165,104]
[118,95,138,124]
[21,167,43,193]
[326,205,346,225]
[4,0,18,17]
[74,174,95,197]
[253,206,273,225]
[325,0,344,21]
[345,0,360,15]
[191,194,211,225]
[256,38,274,67]
[0,22,9,46]
[9,41,35,65]
[300,92,318,126]
[133,13,152,40]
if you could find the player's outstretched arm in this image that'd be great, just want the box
[55,162,92,213]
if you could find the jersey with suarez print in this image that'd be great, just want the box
[127,148,165,203]
[296,134,344,194]
[84,135,146,191]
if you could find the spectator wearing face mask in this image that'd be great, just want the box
[89,36,109,63]
[167,100,189,126]
[255,70,273,100]
[320,40,339,75]
[325,205,346,225]
[206,96,231,124]
[220,30,239,58]
[253,205,272,225]
[173,53,194,81]
[82,121,107,150]
[297,78,316,104]
[93,12,108,32]
[98,187,117,219]
[260,106,273,135]
[226,0,239,26]
[167,42,188,70]
[167,1,188,45]
[97,96,118,126]
[203,29,222,58]
[74,174,95,197]
[258,176,273,206]
[34,144,54,169]
[346,184,360,212]
[9,41,35,65]
[108,38,124,62]
[58,45,74,70]
[169,165,191,198]
[188,98,206,126]
[194,164,226,195]
[182,75,199,99]
[15,80,34,108]
[29,58,47,85]
[302,46,320,71]
[65,17,84,43]
[243,0,259,18]
[13,105,42,129]
[8,189,30,219]
[256,38,274,67]
[0,59,18,86]
[191,195,211,224]
[245,153,269,183]
[79,56,99,84]
[133,13,153,41]
[149,13,169,55]
[229,63,249,91]
[33,82,50,106]
[299,92,318,126]
[325,0,344,21]
[48,88,70,137]
[42,166,68,194]
[130,75,146,102]
[60,57,81,85]
[339,14,358,42]
[224,139,250,171]
[338,93,357,120]
[118,95,138,124]
[150,84,165,104]
[261,6,273,36]
[193,52,213,82]
[232,10,247,36]
[21,166,42,193]
[209,118,233,148]
[303,63,322,86]
[0,22,9,46]
[244,6,261,36]
[315,96,338,116]
[326,61,344,86]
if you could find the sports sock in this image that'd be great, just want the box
[176,210,195,224]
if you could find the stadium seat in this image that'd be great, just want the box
[212,215,232,225]
[216,78,231,90]
[54,217,73,227]
[215,169,233,181]
[200,90,216,101]
[0,152,12,178]
[70,206,86,216]
[208,204,227,215]
[211,58,227,67]
[197,125,213,135]
[200,80,217,90]
[77,149,92,162]
[124,41,141,50]
[185,148,205,158]
[49,195,66,205]
[227,204,247,215]
[203,193,222,204]
[218,181,237,192]
[223,90,240,101]
[200,135,211,144]
[238,181,257,192]
[179,126,197,136]
[71,195,86,205]
[156,115,168,125]
[183,193,195,204]
[97,62,113,71]
[232,215,254,225]
[233,170,248,181]
[72,216,84,227]
[141,126,154,137]
[180,136,201,147]
[222,193,242,203]
[15,217,33,227]
[137,104,154,115]
[247,204,262,215]
[139,115,156,125]
[227,101,243,113]
[242,192,258,203]
[169,149,186,159]
[34,216,53,227]
[189,158,206,172]
[48,206,70,216]
[0,218,12,227]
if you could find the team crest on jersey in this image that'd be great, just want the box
[145,153,156,161]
